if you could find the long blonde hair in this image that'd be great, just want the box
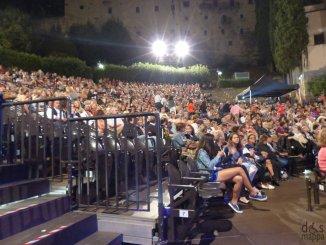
[317,128,326,147]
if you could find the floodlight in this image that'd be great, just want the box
[152,40,167,57]
[175,41,190,58]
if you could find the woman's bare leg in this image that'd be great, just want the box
[231,175,243,204]
[266,159,275,176]
[217,167,258,195]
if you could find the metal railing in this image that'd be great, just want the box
[67,112,163,212]
[0,97,71,180]
[0,97,165,241]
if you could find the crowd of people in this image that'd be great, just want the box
[1,66,326,214]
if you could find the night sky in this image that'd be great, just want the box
[0,0,64,18]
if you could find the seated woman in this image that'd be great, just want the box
[195,133,267,214]
[257,135,280,187]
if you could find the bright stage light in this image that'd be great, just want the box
[175,41,190,58]
[97,62,104,69]
[152,40,167,57]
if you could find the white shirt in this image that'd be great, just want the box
[107,118,124,128]
[154,94,162,103]
[191,123,199,134]
[161,97,168,107]
[46,107,65,120]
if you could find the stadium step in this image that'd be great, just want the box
[0,163,29,184]
[98,213,156,245]
[76,231,123,245]
[0,194,70,240]
[0,178,50,205]
[0,212,98,245]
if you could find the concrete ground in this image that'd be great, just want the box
[192,177,326,245]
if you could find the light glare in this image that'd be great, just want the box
[152,40,167,57]
[175,41,190,58]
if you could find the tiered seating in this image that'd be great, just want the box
[165,159,232,243]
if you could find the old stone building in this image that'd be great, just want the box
[290,0,326,100]
[39,0,257,65]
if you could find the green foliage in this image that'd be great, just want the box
[68,20,136,65]
[0,7,32,51]
[31,35,78,58]
[255,0,273,67]
[270,0,309,74]
[95,63,211,83]
[0,47,93,78]
[0,47,210,83]
[308,75,326,96]
[219,79,253,88]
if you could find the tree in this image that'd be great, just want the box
[68,20,136,65]
[0,7,32,51]
[99,19,136,64]
[270,0,308,74]
[255,0,273,68]
[68,22,102,65]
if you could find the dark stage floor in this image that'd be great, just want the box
[192,177,326,245]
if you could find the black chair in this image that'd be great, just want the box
[177,160,224,199]
[165,163,232,243]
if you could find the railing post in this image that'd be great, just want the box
[155,113,164,242]
[313,173,320,205]
[306,178,313,211]
[66,97,73,209]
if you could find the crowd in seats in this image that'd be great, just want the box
[1,66,326,213]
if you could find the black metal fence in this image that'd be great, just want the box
[0,97,165,240]
[0,97,71,180]
[67,113,164,213]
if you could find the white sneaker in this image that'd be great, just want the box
[260,183,275,190]
[239,196,250,204]
[260,183,270,189]
[267,184,275,190]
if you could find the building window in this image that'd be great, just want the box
[204,30,208,36]
[240,14,244,19]
[171,5,175,11]
[204,15,208,20]
[228,41,233,46]
[221,14,227,24]
[184,16,189,21]
[240,28,244,35]
[248,0,254,4]
[221,29,225,34]
[183,1,190,7]
[230,0,235,7]
[108,7,112,14]
[155,6,159,12]
[80,5,84,10]
[213,0,218,7]
[136,31,142,36]
[314,33,325,45]
[136,6,140,13]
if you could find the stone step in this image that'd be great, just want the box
[0,163,29,185]
[0,194,70,240]
[98,213,156,245]
[1,212,97,245]
[76,231,123,245]
[0,178,50,205]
